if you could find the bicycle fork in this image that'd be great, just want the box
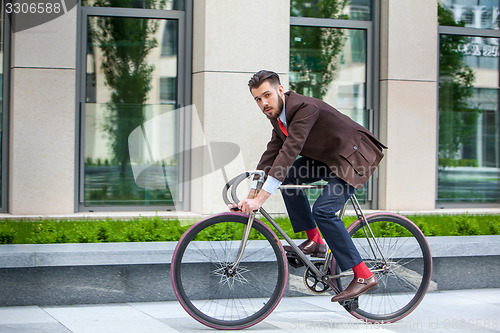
[229,212,256,272]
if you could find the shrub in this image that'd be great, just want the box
[97,224,110,242]
[122,216,188,242]
[74,222,114,243]
[1,213,498,245]
[29,221,70,244]
[488,220,500,235]
[451,215,481,236]
[0,224,15,244]
[412,218,438,236]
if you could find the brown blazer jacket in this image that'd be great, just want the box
[256,91,386,189]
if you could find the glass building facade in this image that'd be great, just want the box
[290,0,375,205]
[1,0,499,214]
[79,0,190,210]
[439,0,500,205]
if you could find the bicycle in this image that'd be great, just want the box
[171,171,433,330]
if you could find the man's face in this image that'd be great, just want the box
[251,80,285,120]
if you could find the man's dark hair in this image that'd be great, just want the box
[248,70,281,91]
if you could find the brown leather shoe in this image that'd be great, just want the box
[331,274,378,302]
[283,239,327,258]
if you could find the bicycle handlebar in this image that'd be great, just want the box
[222,171,265,207]
[222,171,328,209]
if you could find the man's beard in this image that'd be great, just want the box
[265,94,284,120]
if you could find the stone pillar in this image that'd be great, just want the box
[378,0,438,210]
[9,10,77,214]
[191,0,290,214]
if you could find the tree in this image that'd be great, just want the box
[91,0,166,177]
[290,0,349,99]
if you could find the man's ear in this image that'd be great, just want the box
[278,85,285,95]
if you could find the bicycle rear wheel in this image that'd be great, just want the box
[171,213,288,330]
[334,213,432,323]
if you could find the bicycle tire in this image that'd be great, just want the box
[171,212,288,330]
[333,213,432,323]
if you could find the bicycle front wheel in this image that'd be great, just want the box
[335,213,432,323]
[171,213,288,330]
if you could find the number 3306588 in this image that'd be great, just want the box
[5,2,62,14]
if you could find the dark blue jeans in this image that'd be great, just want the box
[280,156,362,271]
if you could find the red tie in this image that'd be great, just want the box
[278,119,288,136]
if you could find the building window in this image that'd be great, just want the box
[438,0,500,205]
[161,20,178,57]
[291,0,372,20]
[440,0,499,30]
[82,0,184,10]
[79,3,191,210]
[290,0,377,206]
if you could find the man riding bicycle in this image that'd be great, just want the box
[236,70,387,302]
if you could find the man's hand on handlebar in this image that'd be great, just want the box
[238,198,263,214]
[227,188,259,212]
[228,202,240,212]
[227,189,271,214]
[227,199,261,213]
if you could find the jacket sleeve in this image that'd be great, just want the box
[267,104,319,182]
[255,127,284,180]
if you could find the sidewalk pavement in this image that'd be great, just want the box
[0,289,499,333]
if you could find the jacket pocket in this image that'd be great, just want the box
[340,138,377,176]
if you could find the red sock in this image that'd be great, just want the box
[305,227,324,244]
[352,261,372,279]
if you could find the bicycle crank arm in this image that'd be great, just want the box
[320,275,341,295]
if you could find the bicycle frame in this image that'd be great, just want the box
[224,172,390,294]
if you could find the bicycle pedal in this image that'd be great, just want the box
[339,297,359,312]
[285,252,304,268]
[285,249,326,259]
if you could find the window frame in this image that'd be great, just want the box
[1,5,10,213]
[290,0,380,208]
[75,2,192,212]
[437,23,500,208]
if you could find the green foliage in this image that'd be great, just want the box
[290,0,348,99]
[124,216,181,242]
[194,222,243,242]
[74,221,114,243]
[0,224,16,244]
[450,215,481,236]
[30,221,70,244]
[438,158,479,168]
[413,219,438,237]
[352,221,412,238]
[488,220,500,235]
[0,214,499,245]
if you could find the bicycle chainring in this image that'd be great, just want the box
[303,261,330,293]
